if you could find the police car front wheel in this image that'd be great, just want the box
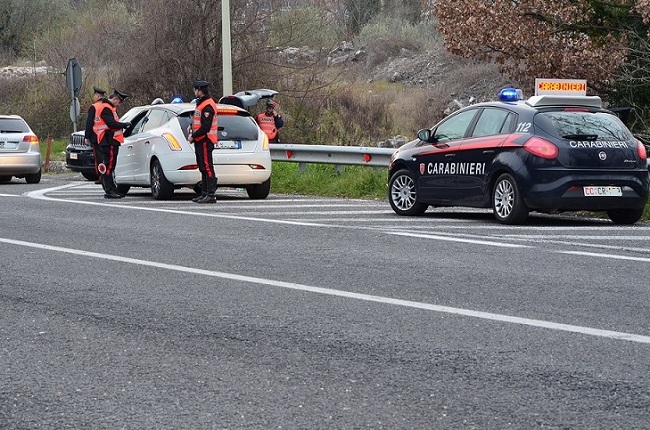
[389,169,427,216]
[492,173,529,225]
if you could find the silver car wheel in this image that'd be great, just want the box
[493,178,515,219]
[150,159,174,200]
[388,169,427,216]
[151,163,161,195]
[391,174,417,211]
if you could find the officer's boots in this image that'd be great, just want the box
[103,174,123,199]
[192,174,207,202]
[196,177,217,204]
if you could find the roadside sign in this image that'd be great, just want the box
[69,97,80,132]
[65,58,82,98]
[69,98,80,122]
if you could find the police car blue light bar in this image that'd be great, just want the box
[498,88,523,101]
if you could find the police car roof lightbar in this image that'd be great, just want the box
[498,88,523,102]
[526,95,602,109]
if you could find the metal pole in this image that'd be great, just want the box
[222,0,233,96]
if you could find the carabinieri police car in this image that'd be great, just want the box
[388,79,649,224]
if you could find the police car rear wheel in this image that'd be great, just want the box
[492,173,529,224]
[606,208,644,225]
[389,169,427,216]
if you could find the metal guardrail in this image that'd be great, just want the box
[270,143,650,173]
[269,143,396,168]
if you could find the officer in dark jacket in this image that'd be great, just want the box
[187,80,218,204]
[85,86,106,183]
[94,89,131,199]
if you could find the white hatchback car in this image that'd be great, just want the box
[100,102,271,200]
[0,115,42,184]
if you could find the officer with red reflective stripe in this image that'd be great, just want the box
[187,80,218,204]
[85,86,106,184]
[94,89,131,199]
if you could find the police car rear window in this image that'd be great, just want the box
[538,111,631,141]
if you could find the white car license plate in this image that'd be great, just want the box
[583,186,622,197]
[70,152,78,160]
[216,140,241,149]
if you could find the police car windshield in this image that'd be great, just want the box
[539,111,631,141]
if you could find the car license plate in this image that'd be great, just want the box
[216,140,241,149]
[583,186,622,197]
[70,152,78,160]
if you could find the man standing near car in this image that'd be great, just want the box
[256,99,283,143]
[85,86,106,184]
[187,80,218,204]
[93,89,131,199]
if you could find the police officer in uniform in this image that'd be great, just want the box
[256,99,284,143]
[85,86,106,183]
[188,80,218,204]
[93,89,131,199]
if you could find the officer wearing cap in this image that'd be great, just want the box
[93,88,131,199]
[85,86,107,183]
[187,80,218,203]
[256,99,284,143]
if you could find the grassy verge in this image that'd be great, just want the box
[40,138,68,162]
[270,162,387,200]
[270,161,650,222]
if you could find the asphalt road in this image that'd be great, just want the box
[1,173,649,429]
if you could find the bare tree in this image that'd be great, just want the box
[433,0,644,91]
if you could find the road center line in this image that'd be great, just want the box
[2,236,649,345]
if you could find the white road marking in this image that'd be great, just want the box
[25,183,650,256]
[0,193,20,197]
[387,231,531,248]
[25,184,336,228]
[1,235,649,345]
[558,250,650,263]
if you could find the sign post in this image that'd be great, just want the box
[65,58,82,131]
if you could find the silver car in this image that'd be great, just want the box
[0,115,42,184]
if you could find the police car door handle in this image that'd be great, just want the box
[445,153,455,158]
[483,150,494,155]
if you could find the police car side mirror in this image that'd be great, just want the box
[417,129,433,142]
